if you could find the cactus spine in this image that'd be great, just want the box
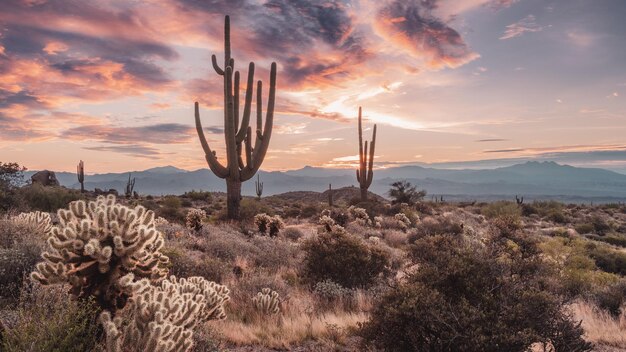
[356,107,376,201]
[77,160,85,193]
[255,174,263,200]
[125,173,135,198]
[195,15,277,220]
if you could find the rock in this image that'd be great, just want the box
[30,170,60,187]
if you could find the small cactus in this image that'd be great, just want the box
[268,215,285,237]
[394,212,411,231]
[77,160,85,192]
[13,211,52,235]
[254,213,272,234]
[185,208,206,232]
[252,287,280,315]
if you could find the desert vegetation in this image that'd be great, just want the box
[1,11,625,352]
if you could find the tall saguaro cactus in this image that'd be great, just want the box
[77,160,85,193]
[356,107,377,201]
[195,15,277,219]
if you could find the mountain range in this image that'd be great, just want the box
[24,162,626,203]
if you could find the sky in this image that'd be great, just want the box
[1,0,625,174]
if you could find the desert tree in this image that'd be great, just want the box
[388,180,426,205]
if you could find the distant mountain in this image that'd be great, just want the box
[23,161,626,203]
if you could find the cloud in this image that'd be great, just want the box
[476,138,508,142]
[374,0,479,69]
[500,15,547,40]
[61,123,194,145]
[84,145,166,159]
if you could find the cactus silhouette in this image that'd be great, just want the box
[77,160,85,193]
[255,174,263,200]
[356,107,376,201]
[194,15,277,219]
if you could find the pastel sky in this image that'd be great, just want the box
[1,0,625,174]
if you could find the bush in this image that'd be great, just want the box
[592,280,626,317]
[236,198,274,221]
[591,215,611,235]
[282,227,304,241]
[1,283,100,352]
[482,201,521,219]
[18,184,82,212]
[360,234,592,352]
[183,190,213,202]
[388,181,426,205]
[587,245,626,275]
[302,228,390,288]
[575,223,594,235]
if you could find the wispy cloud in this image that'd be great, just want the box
[500,15,547,40]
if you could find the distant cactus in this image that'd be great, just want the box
[101,275,229,352]
[185,208,206,232]
[373,216,383,228]
[394,213,411,231]
[356,107,377,201]
[516,195,524,205]
[13,211,52,235]
[194,15,277,220]
[125,173,136,198]
[348,205,372,226]
[252,288,280,315]
[328,183,333,207]
[255,174,263,200]
[318,215,346,235]
[77,160,85,193]
[31,195,169,311]
[268,215,285,237]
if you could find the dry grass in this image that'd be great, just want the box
[571,301,626,348]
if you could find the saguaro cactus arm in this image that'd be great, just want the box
[194,103,229,178]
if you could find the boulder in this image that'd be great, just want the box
[30,170,60,187]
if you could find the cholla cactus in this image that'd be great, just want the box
[13,211,52,235]
[252,287,280,315]
[30,195,170,311]
[348,206,371,226]
[318,215,346,235]
[373,216,383,228]
[154,217,169,226]
[185,208,206,231]
[101,274,230,352]
[254,213,272,234]
[394,212,411,231]
[268,215,284,237]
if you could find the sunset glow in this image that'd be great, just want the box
[1,0,625,173]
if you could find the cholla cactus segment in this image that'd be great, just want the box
[254,213,272,234]
[252,287,280,315]
[394,212,411,231]
[348,206,371,226]
[101,275,230,352]
[13,211,53,235]
[185,208,206,231]
[155,217,169,226]
[30,195,170,311]
[268,215,285,237]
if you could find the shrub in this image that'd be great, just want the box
[19,184,82,212]
[183,190,213,202]
[0,248,39,299]
[591,215,611,235]
[482,201,521,219]
[587,245,626,275]
[361,235,592,352]
[575,223,594,235]
[591,280,626,317]
[282,227,304,241]
[388,181,426,205]
[237,198,274,221]
[408,217,464,242]
[302,227,390,288]
[30,195,170,311]
[321,208,349,227]
[1,283,100,352]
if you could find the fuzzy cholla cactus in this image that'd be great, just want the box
[13,211,53,235]
[394,212,411,231]
[268,215,285,237]
[318,215,346,235]
[348,206,371,226]
[31,195,169,311]
[185,208,206,232]
[254,213,272,234]
[154,217,169,226]
[373,216,383,228]
[252,288,280,315]
[101,274,230,352]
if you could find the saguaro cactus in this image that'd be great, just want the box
[195,15,277,220]
[255,174,263,200]
[125,173,135,198]
[328,183,333,207]
[356,107,377,201]
[77,160,85,193]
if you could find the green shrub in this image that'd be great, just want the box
[282,227,304,241]
[575,223,594,235]
[300,204,321,218]
[360,234,591,352]
[591,215,611,235]
[1,283,100,352]
[18,184,82,212]
[302,228,390,288]
[592,280,626,317]
[183,190,213,202]
[482,201,521,219]
[587,233,626,247]
[234,198,274,221]
[587,245,626,275]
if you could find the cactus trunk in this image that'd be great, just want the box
[227,178,242,219]
[356,107,377,202]
[194,15,277,220]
